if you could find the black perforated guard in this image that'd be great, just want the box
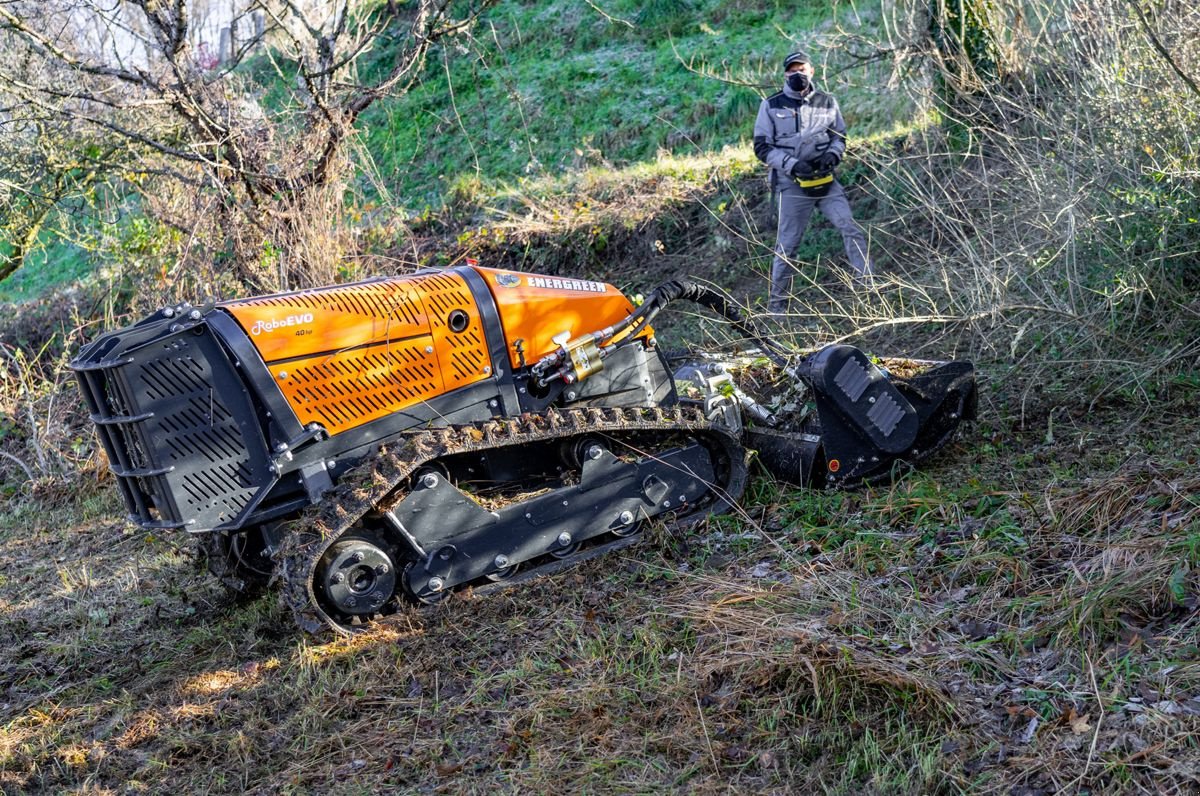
[72,315,276,532]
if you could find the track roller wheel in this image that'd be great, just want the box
[403,562,452,604]
[562,436,608,470]
[549,530,581,559]
[485,554,520,581]
[316,534,398,622]
[411,462,451,492]
[611,509,642,538]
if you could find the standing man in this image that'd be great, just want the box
[754,50,873,312]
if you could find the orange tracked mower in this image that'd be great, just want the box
[72,265,975,633]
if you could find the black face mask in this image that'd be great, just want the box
[786,72,810,93]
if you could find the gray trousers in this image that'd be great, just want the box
[769,180,872,311]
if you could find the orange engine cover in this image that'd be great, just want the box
[473,267,642,370]
[219,271,490,435]
[219,266,644,436]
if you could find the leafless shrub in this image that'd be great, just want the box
[0,0,496,292]
[750,0,1200,411]
[0,314,101,497]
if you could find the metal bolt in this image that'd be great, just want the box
[558,532,572,546]
[679,495,686,503]
[421,473,439,489]
[868,396,876,403]
[332,572,345,584]
[425,346,434,354]
[488,399,498,408]
[525,512,533,519]
[372,593,385,606]
[493,554,510,569]
[352,551,365,563]
[376,563,389,575]
[586,444,603,460]
[345,596,357,607]
[428,577,445,592]
[663,500,672,508]
[162,307,175,317]
[618,511,634,526]
[562,500,569,506]
[483,366,491,374]
[278,371,288,380]
[189,309,202,320]
[326,460,336,470]
[566,390,577,401]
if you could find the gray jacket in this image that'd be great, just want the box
[753,86,848,190]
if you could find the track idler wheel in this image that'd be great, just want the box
[562,436,609,470]
[316,535,398,620]
[199,526,274,597]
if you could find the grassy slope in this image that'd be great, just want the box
[2,398,1198,794]
[354,0,907,208]
[4,2,1200,793]
[0,0,906,302]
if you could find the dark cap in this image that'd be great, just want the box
[783,50,811,69]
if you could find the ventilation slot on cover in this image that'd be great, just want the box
[421,277,488,386]
[276,342,442,433]
[866,392,905,438]
[833,358,871,403]
[133,354,260,527]
[230,280,424,328]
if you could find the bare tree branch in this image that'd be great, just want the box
[1124,0,1200,99]
[1,0,497,289]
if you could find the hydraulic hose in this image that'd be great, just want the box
[613,279,792,369]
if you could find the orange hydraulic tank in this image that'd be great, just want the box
[472,266,645,370]
[219,271,490,435]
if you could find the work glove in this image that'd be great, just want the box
[789,159,814,178]
[811,152,839,173]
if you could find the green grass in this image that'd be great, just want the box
[355,0,904,208]
[0,235,91,303]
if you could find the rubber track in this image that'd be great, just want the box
[272,406,747,635]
